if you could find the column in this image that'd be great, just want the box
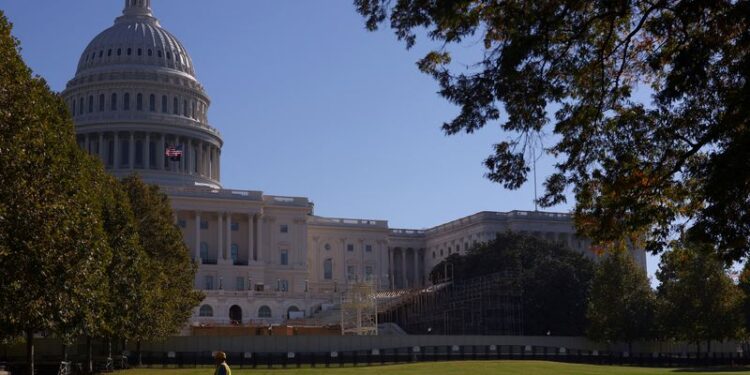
[226,213,232,264]
[195,211,201,261]
[256,214,263,263]
[145,133,151,170]
[158,133,165,170]
[413,249,420,287]
[113,132,120,168]
[247,214,256,264]
[388,247,394,290]
[217,212,224,262]
[129,132,135,169]
[187,141,193,174]
[98,133,105,163]
[400,248,406,289]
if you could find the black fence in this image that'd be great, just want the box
[3,345,750,374]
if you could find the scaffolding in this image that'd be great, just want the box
[379,271,522,335]
[340,280,378,335]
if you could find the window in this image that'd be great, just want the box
[88,95,94,113]
[120,139,129,167]
[99,50,103,58]
[199,242,208,259]
[148,49,152,56]
[280,250,288,265]
[231,244,239,263]
[204,275,214,290]
[161,95,168,113]
[123,93,130,111]
[167,51,172,60]
[280,224,288,233]
[136,93,143,111]
[137,48,142,56]
[365,245,372,252]
[183,100,188,116]
[111,93,117,110]
[149,94,155,111]
[324,243,331,251]
[347,265,356,281]
[279,280,289,292]
[231,222,239,231]
[127,48,132,56]
[365,266,373,279]
[108,49,112,57]
[173,97,178,114]
[158,50,162,58]
[235,276,244,291]
[200,220,208,229]
[99,94,105,112]
[432,251,436,259]
[347,244,354,252]
[177,219,186,228]
[258,305,271,318]
[199,304,213,317]
[192,102,196,118]
[117,48,121,56]
[323,258,333,280]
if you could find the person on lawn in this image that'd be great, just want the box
[214,351,231,375]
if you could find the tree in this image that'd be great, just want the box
[355,0,750,261]
[587,247,656,352]
[121,176,202,363]
[430,232,595,335]
[657,241,744,355]
[0,11,110,375]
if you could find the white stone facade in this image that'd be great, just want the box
[65,1,646,328]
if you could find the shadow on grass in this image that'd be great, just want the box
[672,367,750,373]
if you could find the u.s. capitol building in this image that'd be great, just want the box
[62,1,646,328]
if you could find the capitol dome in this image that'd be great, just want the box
[63,0,223,188]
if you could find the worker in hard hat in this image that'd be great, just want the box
[214,351,231,375]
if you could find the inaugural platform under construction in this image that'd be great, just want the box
[340,280,378,335]
[377,272,522,335]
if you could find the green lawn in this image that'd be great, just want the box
[121,361,750,375]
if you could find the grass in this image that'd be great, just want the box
[120,361,750,375]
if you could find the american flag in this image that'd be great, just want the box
[165,145,183,161]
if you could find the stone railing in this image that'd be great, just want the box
[309,216,388,228]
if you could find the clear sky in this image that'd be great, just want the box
[1,0,660,281]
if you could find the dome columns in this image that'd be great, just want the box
[76,130,221,187]
[123,0,153,17]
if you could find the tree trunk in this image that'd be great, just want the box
[62,343,68,362]
[25,330,34,375]
[86,335,93,374]
[136,340,142,367]
[107,337,112,359]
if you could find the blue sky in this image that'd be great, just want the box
[2,0,661,281]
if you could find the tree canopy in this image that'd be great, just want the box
[355,0,750,261]
[587,248,656,348]
[656,241,744,352]
[431,232,595,335]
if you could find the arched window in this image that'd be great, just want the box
[108,49,112,57]
[123,93,130,111]
[111,93,117,111]
[287,306,300,319]
[127,48,132,56]
[173,97,178,115]
[183,100,188,117]
[161,95,168,113]
[258,306,271,318]
[137,48,142,56]
[323,258,333,280]
[148,49,152,56]
[117,48,122,56]
[158,50,162,58]
[136,93,143,111]
[199,305,213,317]
[78,98,84,115]
[200,242,209,260]
[88,95,94,113]
[149,94,156,112]
[231,243,239,264]
[99,94,105,112]
[229,305,242,324]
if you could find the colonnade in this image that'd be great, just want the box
[77,131,220,181]
[388,247,424,290]
[191,211,263,266]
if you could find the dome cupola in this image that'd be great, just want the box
[63,1,223,189]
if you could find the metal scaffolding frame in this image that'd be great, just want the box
[340,280,378,335]
[379,271,522,335]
